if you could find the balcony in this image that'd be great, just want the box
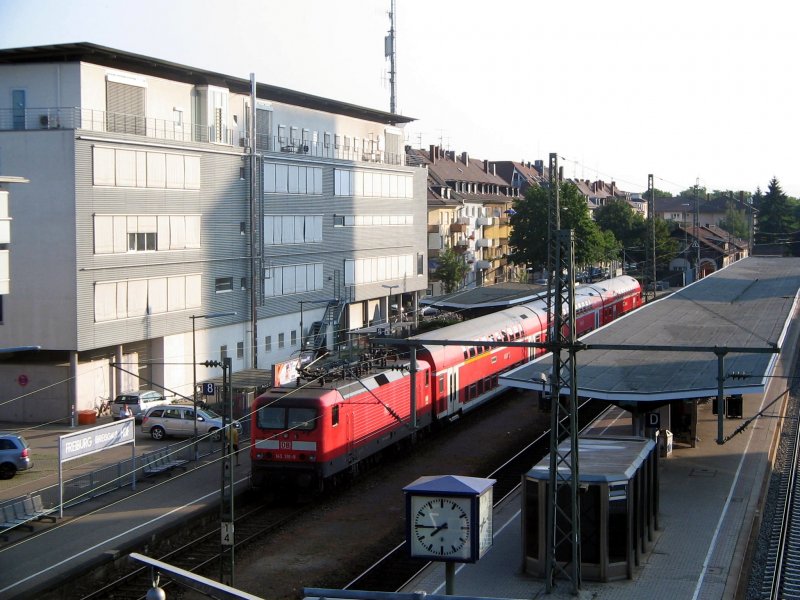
[450,223,468,233]
[476,260,492,270]
[475,238,493,248]
[455,238,469,247]
[428,224,441,233]
[476,216,494,226]
[0,107,406,166]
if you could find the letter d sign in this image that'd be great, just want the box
[646,412,660,429]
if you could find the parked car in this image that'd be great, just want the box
[420,306,441,317]
[0,433,33,479]
[141,404,240,441]
[113,390,170,422]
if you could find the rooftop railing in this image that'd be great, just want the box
[0,107,406,166]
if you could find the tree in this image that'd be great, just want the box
[593,199,676,268]
[509,181,616,269]
[641,188,673,201]
[754,177,795,247]
[434,247,470,294]
[718,203,748,240]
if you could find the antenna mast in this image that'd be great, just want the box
[385,0,397,114]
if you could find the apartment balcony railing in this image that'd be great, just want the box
[476,216,494,226]
[428,224,441,233]
[475,238,493,248]
[0,107,405,166]
[450,223,467,233]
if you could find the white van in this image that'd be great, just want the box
[112,390,170,422]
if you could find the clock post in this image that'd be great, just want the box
[404,475,496,595]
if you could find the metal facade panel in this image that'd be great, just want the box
[74,137,249,350]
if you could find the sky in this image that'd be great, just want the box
[1,0,798,197]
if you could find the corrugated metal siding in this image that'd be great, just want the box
[258,159,428,316]
[75,136,249,350]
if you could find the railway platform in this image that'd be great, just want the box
[398,383,787,600]
[0,432,251,600]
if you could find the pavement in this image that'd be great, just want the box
[398,372,790,599]
[0,417,247,600]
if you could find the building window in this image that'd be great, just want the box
[240,277,247,290]
[290,330,297,346]
[265,335,272,352]
[128,232,157,252]
[215,277,233,293]
[220,345,228,362]
[263,263,325,297]
[332,404,339,427]
[278,333,285,348]
[324,132,331,148]
[263,215,323,244]
[237,341,244,359]
[417,253,424,275]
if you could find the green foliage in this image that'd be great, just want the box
[509,181,616,268]
[434,246,470,293]
[719,204,749,239]
[641,188,673,201]
[755,177,796,246]
[592,199,675,268]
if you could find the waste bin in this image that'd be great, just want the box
[538,394,552,412]
[726,395,743,418]
[77,410,96,425]
[659,429,673,457]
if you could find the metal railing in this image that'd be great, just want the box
[0,435,226,529]
[0,107,406,166]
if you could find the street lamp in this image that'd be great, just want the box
[382,284,399,334]
[190,312,235,460]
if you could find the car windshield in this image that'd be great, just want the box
[198,409,220,420]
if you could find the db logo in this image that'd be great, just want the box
[280,441,291,450]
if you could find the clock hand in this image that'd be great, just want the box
[430,522,448,536]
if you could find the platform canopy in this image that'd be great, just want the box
[500,257,800,405]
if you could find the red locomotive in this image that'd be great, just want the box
[250,275,642,490]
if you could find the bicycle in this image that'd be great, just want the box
[95,396,112,418]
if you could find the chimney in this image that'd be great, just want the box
[429,144,436,164]
[446,150,456,161]
[492,163,497,176]
[483,159,489,172]
[461,151,469,165]
[534,159,543,175]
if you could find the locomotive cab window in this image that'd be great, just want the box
[288,407,317,430]
[332,404,340,427]
[257,406,286,429]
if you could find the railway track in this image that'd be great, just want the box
[343,399,606,593]
[76,493,304,600]
[754,385,800,600]
[48,392,587,599]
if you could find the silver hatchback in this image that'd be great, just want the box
[141,404,238,441]
[0,433,33,479]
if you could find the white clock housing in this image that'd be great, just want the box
[404,475,495,563]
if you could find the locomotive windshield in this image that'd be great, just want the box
[257,406,317,431]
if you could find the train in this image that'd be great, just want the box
[249,275,643,490]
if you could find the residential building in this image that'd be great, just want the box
[408,146,519,295]
[0,43,427,423]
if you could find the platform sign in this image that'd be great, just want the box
[645,412,661,429]
[59,418,135,461]
[221,521,234,546]
[202,382,215,395]
[58,418,136,518]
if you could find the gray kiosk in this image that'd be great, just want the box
[523,436,658,582]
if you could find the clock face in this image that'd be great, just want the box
[411,496,472,560]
